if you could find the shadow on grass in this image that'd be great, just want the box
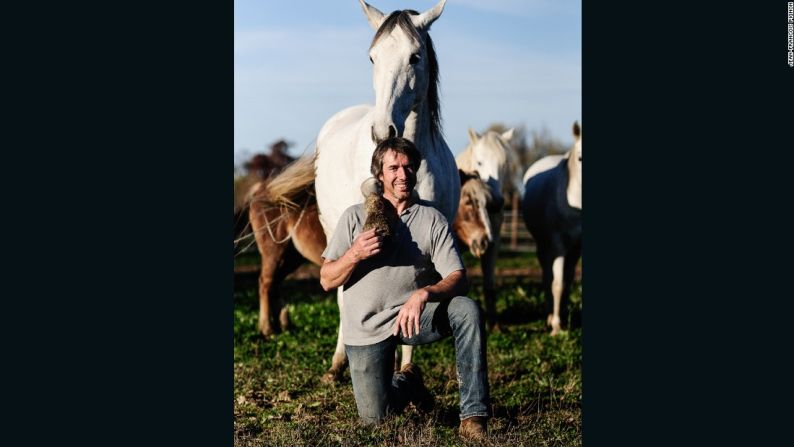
[234,278,329,307]
[496,306,582,333]
[420,398,580,437]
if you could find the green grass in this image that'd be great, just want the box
[236,248,539,272]
[234,253,581,446]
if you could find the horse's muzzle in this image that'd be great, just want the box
[470,237,490,258]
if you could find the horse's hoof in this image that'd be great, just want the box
[321,369,344,384]
[259,324,276,338]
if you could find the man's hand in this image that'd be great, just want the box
[392,288,430,338]
[320,229,382,291]
[350,228,382,262]
[389,270,468,335]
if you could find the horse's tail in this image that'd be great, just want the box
[254,153,317,210]
[233,174,265,244]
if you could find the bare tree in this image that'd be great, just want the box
[234,139,298,239]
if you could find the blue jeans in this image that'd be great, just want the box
[345,296,490,423]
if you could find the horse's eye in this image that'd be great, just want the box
[369,56,374,64]
[409,53,420,65]
[579,156,582,162]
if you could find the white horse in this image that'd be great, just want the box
[521,122,582,336]
[314,0,460,382]
[455,128,520,327]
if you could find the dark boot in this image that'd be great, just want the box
[399,363,435,413]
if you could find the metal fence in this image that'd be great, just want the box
[502,193,534,252]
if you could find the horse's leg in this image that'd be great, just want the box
[400,345,414,369]
[321,287,348,383]
[250,204,280,337]
[480,245,497,330]
[536,245,554,328]
[561,247,582,329]
[271,240,305,332]
[483,211,504,329]
[549,256,565,336]
[256,258,278,337]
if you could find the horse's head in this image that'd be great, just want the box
[464,127,516,208]
[359,0,444,143]
[453,170,494,258]
[567,121,582,209]
[571,121,582,174]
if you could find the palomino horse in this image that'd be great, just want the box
[312,0,459,382]
[521,121,582,336]
[453,170,496,258]
[247,156,326,337]
[455,127,521,327]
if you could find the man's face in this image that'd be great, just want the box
[378,150,417,202]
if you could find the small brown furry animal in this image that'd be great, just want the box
[363,192,395,237]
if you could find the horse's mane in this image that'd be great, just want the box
[371,10,441,138]
[460,171,492,207]
[250,154,317,210]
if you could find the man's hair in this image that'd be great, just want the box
[370,137,423,180]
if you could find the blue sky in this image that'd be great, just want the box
[234,0,581,164]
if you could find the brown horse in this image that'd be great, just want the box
[247,156,326,337]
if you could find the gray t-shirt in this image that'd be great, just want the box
[321,200,465,346]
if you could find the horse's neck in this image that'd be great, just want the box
[566,158,582,209]
[402,106,434,151]
[403,105,458,222]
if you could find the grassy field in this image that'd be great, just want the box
[233,252,581,446]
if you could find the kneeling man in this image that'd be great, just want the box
[320,137,491,441]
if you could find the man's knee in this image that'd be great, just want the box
[449,296,483,325]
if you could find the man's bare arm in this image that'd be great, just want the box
[319,229,381,291]
[392,269,469,337]
[424,269,470,302]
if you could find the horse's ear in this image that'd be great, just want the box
[411,0,446,30]
[467,127,480,145]
[359,0,386,31]
[573,121,581,139]
[501,128,515,142]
